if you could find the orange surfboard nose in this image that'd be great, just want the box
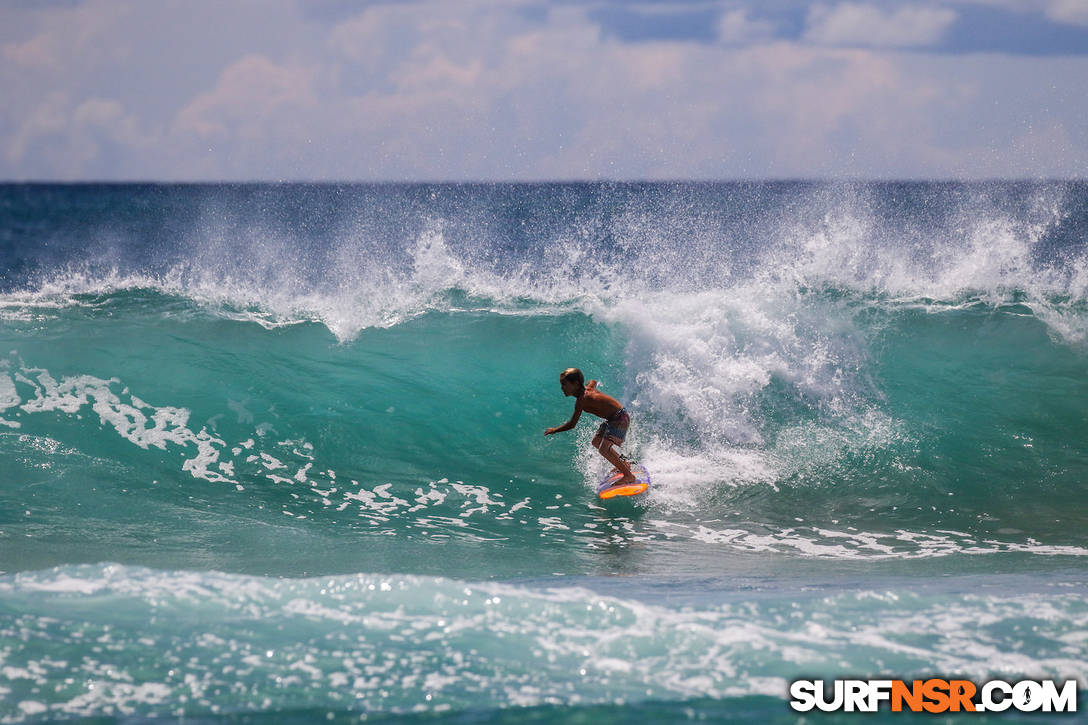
[596,463,650,499]
[598,481,649,499]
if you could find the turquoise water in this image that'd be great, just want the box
[1,182,1086,722]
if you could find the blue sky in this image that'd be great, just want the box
[590,1,1088,53]
[1,0,1086,180]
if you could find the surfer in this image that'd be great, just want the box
[545,367,636,484]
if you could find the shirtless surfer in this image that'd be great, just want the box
[545,367,635,484]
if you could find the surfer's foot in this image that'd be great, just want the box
[617,474,637,484]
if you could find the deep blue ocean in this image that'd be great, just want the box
[0,182,1086,723]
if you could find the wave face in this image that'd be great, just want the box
[1,182,1087,722]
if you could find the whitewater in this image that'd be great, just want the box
[0,181,1086,723]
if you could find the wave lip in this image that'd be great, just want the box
[3,182,1087,341]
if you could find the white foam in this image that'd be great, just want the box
[0,372,20,429]
[14,367,234,486]
[0,373,18,411]
[1,186,1083,343]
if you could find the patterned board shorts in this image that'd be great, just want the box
[595,408,630,445]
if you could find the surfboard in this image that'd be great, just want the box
[596,462,650,499]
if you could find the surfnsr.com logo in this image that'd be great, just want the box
[789,679,1078,713]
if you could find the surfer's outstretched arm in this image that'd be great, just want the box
[545,406,582,435]
[548,368,591,435]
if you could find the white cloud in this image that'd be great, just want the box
[0,0,1086,180]
[804,3,959,47]
[5,92,153,179]
[174,55,320,139]
[1043,0,1088,26]
[946,0,1088,27]
[3,32,62,71]
[717,9,775,45]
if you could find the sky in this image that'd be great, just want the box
[1,0,1086,181]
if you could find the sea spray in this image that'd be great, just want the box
[1,182,1086,722]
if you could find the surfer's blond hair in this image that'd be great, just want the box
[560,368,584,386]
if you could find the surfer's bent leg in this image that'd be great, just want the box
[595,436,634,483]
